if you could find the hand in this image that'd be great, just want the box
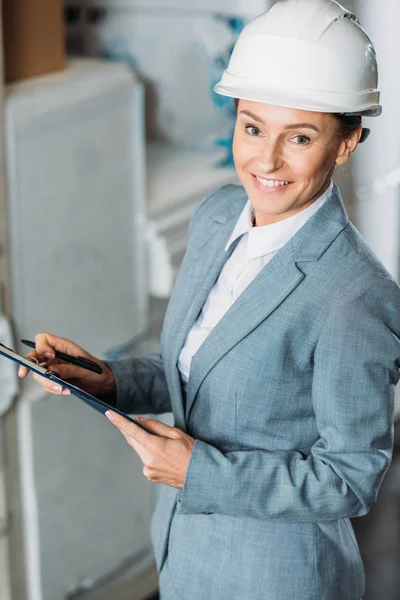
[105,412,195,489]
[17,332,116,399]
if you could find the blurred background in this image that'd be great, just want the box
[0,1,399,599]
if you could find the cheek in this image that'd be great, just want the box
[232,135,255,170]
[287,149,331,180]
[232,134,243,166]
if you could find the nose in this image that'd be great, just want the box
[258,138,284,173]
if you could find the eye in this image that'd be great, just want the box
[292,134,311,145]
[245,125,262,137]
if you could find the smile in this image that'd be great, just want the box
[256,176,290,187]
[252,174,293,193]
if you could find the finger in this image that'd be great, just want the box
[137,417,179,438]
[16,347,74,395]
[34,333,60,360]
[31,371,71,396]
[41,361,88,381]
[33,334,98,379]
[18,352,67,376]
[105,411,153,446]
[143,466,152,480]
[18,353,46,379]
[18,365,30,378]
[119,429,140,450]
[34,333,84,361]
[118,429,148,463]
[20,356,88,383]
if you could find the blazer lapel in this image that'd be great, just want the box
[183,183,349,423]
[184,242,304,421]
[165,193,246,430]
[170,218,240,378]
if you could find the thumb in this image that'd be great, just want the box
[138,418,178,438]
[45,362,87,381]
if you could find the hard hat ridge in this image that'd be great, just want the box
[315,11,360,43]
[264,0,357,43]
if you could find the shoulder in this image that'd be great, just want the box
[322,225,400,338]
[342,221,397,282]
[322,218,400,299]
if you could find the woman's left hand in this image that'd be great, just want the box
[105,411,195,489]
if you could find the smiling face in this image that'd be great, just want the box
[232,100,361,226]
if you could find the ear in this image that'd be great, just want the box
[335,125,363,166]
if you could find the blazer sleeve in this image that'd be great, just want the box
[177,275,400,521]
[104,353,172,415]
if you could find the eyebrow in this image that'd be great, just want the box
[238,110,320,133]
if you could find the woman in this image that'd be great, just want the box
[20,1,400,598]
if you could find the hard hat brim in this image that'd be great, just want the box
[214,79,382,118]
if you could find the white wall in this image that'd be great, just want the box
[353,0,400,281]
[90,0,269,17]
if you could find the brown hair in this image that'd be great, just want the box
[233,98,362,142]
[332,114,362,141]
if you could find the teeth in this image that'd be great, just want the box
[256,176,290,188]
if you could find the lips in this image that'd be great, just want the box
[254,175,291,187]
[251,173,293,192]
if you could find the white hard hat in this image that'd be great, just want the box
[214,0,381,118]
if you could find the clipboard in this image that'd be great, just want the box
[0,342,155,435]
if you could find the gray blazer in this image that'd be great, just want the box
[108,184,400,600]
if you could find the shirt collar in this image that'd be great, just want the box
[225,180,334,260]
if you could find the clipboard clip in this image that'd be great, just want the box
[45,369,62,379]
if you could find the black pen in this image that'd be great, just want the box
[20,339,103,375]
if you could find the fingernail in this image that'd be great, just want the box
[61,389,71,396]
[105,411,114,421]
[18,367,23,376]
[137,416,145,421]
[45,352,55,359]
[52,385,62,393]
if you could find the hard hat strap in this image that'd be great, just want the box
[359,128,370,143]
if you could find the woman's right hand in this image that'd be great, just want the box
[17,333,116,399]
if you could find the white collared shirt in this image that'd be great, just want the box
[177,181,333,384]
